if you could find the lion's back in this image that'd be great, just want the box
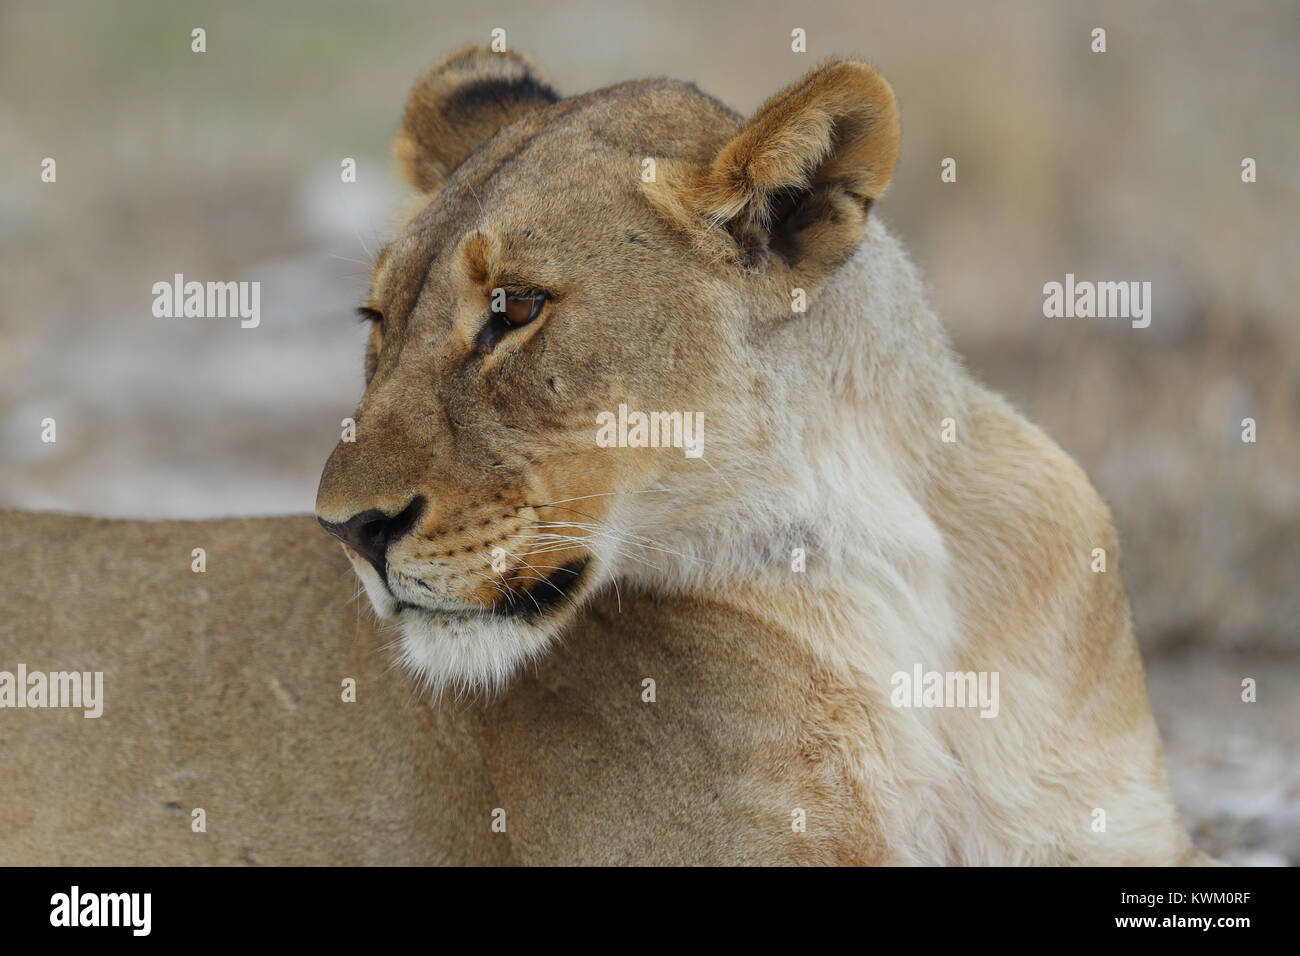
[0,512,508,865]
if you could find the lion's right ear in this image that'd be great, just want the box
[395,46,559,193]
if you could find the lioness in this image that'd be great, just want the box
[1,48,1205,865]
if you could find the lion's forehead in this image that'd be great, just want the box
[360,79,749,380]
[392,78,741,254]
[483,78,741,166]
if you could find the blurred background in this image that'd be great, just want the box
[0,0,1295,863]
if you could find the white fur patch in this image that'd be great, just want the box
[342,547,574,699]
[394,607,556,701]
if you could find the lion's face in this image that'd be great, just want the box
[316,48,898,696]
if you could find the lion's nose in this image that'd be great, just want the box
[318,496,426,572]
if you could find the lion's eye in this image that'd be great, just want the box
[477,290,550,355]
[502,293,546,326]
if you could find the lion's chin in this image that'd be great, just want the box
[394,606,554,700]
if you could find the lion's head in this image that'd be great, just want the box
[315,46,900,696]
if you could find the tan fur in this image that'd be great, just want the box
[1,513,848,864]
[0,48,1210,864]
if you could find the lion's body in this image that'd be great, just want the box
[0,512,885,865]
[0,48,1208,865]
[0,477,1197,865]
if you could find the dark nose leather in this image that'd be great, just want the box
[318,496,425,573]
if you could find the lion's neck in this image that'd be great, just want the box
[598,225,987,861]
[616,222,971,671]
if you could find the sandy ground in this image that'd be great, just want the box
[1147,651,1298,865]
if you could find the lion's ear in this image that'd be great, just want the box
[653,60,898,277]
[395,46,559,193]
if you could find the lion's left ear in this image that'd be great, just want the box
[650,60,898,278]
[395,46,559,194]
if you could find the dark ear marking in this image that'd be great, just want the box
[441,74,559,124]
[396,46,559,194]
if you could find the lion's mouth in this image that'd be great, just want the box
[499,557,591,619]
[394,557,592,622]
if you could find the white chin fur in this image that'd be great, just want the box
[340,546,573,698]
[395,608,555,699]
